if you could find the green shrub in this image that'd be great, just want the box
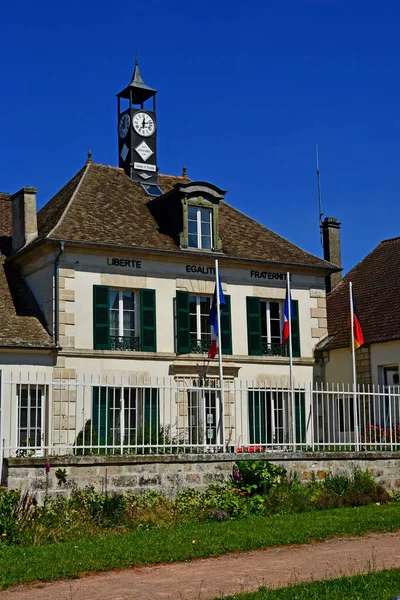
[0,490,38,545]
[235,461,287,495]
[321,473,350,497]
[315,469,390,509]
[314,490,345,510]
[264,478,315,515]
[174,485,250,520]
[0,489,20,543]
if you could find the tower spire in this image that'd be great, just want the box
[130,57,147,87]
[117,61,158,184]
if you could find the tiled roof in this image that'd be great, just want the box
[0,255,53,348]
[326,237,400,349]
[37,166,87,239]
[0,192,12,253]
[0,194,53,348]
[36,163,336,271]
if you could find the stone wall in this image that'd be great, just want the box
[5,453,400,504]
[356,344,372,385]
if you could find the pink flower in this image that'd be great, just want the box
[45,460,51,474]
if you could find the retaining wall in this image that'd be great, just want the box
[4,453,400,504]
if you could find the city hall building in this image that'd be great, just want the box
[0,63,339,467]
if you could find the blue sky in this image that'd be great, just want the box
[2,1,399,273]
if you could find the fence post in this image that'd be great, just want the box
[310,381,315,451]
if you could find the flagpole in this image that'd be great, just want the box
[349,281,360,451]
[215,259,225,450]
[287,272,296,451]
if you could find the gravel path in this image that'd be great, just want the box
[2,532,400,600]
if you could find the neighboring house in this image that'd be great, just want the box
[0,64,339,461]
[319,236,400,389]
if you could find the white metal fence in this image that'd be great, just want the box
[1,372,400,460]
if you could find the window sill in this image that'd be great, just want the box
[179,246,223,254]
[60,349,315,366]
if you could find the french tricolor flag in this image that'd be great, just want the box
[208,276,226,359]
[282,287,293,346]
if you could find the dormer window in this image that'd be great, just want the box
[188,206,213,249]
[149,181,225,251]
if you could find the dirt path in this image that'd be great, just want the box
[2,532,400,600]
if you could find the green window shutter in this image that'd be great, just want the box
[144,388,159,427]
[295,391,306,444]
[291,300,301,357]
[220,295,232,355]
[176,290,190,353]
[144,388,159,446]
[93,286,110,350]
[248,391,267,444]
[140,289,157,352]
[92,387,109,446]
[246,296,262,356]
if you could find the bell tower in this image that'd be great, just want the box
[117,60,158,184]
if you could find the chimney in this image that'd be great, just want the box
[11,187,38,252]
[322,216,342,292]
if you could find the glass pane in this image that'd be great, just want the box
[270,302,280,319]
[201,235,212,249]
[30,407,40,425]
[200,207,211,222]
[188,233,198,248]
[33,391,40,407]
[199,297,210,312]
[109,389,121,409]
[110,310,119,330]
[110,290,119,310]
[190,313,197,337]
[20,408,27,428]
[123,311,135,332]
[19,388,28,407]
[19,430,28,444]
[270,320,281,339]
[189,297,197,312]
[188,220,197,235]
[122,291,135,310]
[260,301,268,340]
[200,222,211,237]
[188,206,197,220]
[200,315,211,338]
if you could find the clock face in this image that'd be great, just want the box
[119,113,130,138]
[132,111,156,137]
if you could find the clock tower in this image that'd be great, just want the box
[117,60,158,184]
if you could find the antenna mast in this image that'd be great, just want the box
[316,144,323,247]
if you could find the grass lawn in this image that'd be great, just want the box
[1,503,400,590]
[217,568,400,599]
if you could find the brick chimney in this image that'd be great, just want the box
[11,187,38,252]
[322,216,342,292]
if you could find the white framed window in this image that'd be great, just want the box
[108,387,139,443]
[260,300,283,352]
[17,385,45,456]
[189,295,212,347]
[188,206,213,249]
[110,290,138,350]
[188,387,220,446]
[92,386,159,450]
[381,365,399,388]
